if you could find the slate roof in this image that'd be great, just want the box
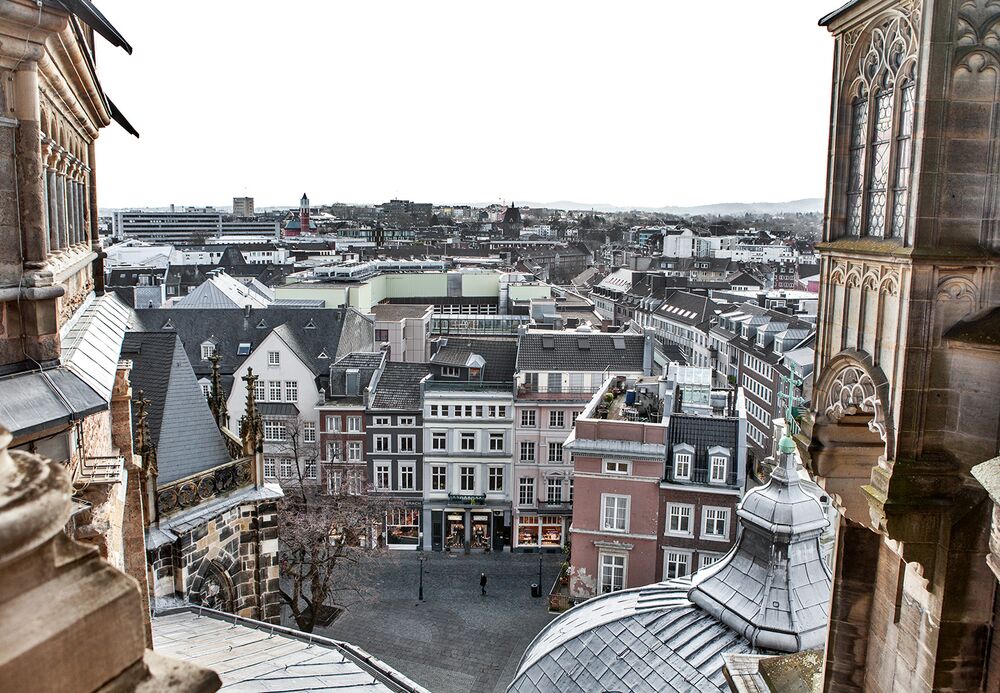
[122,332,232,484]
[667,413,741,479]
[370,362,432,410]
[319,351,386,402]
[0,368,106,439]
[173,271,273,310]
[654,290,719,327]
[516,331,647,373]
[434,337,518,382]
[133,307,374,390]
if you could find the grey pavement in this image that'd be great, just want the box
[314,551,562,693]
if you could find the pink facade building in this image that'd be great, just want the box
[566,366,747,598]
[512,327,654,552]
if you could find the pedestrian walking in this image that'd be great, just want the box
[480,572,488,596]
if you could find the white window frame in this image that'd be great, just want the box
[304,458,317,480]
[703,506,730,541]
[279,457,293,479]
[347,441,362,461]
[399,463,415,491]
[519,441,535,462]
[284,380,298,403]
[459,465,475,492]
[374,435,391,453]
[604,459,630,475]
[375,464,391,490]
[268,380,282,402]
[431,432,447,451]
[664,550,691,580]
[399,434,416,453]
[549,411,565,428]
[601,494,629,533]
[430,465,447,491]
[398,416,416,427]
[546,478,563,504]
[347,416,362,432]
[710,455,728,484]
[263,456,276,478]
[303,421,316,443]
[326,415,342,432]
[700,552,722,569]
[441,366,459,378]
[599,552,626,593]
[267,350,280,366]
[521,409,536,427]
[460,432,476,451]
[488,466,504,492]
[373,415,391,427]
[674,452,692,480]
[548,442,563,463]
[489,432,504,452]
[518,477,535,506]
[200,342,215,360]
[666,503,694,537]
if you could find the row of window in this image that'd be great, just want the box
[251,379,299,404]
[670,451,730,484]
[426,464,506,493]
[745,397,772,429]
[264,456,316,479]
[599,550,723,593]
[428,431,505,453]
[518,441,564,463]
[324,415,363,433]
[374,434,417,453]
[742,352,774,380]
[748,423,768,449]
[518,410,579,428]
[262,419,315,443]
[666,504,731,540]
[516,477,574,506]
[741,373,772,405]
[371,415,416,427]
[427,404,508,419]
[325,441,363,461]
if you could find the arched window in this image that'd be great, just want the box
[844,13,918,239]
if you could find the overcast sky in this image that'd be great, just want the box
[93,1,834,210]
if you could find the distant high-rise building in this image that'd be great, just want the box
[232,196,254,217]
[299,192,310,231]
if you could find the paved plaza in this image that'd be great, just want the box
[315,551,563,693]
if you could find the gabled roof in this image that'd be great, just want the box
[174,271,273,310]
[370,362,432,411]
[653,291,718,327]
[133,307,374,384]
[516,330,647,373]
[122,332,232,485]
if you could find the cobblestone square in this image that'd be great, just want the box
[314,551,563,693]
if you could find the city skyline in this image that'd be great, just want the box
[93,1,833,209]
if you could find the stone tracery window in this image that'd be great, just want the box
[844,13,917,239]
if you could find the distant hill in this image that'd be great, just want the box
[503,198,824,216]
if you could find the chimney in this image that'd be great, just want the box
[642,328,655,376]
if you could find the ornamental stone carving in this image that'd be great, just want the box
[956,0,1000,70]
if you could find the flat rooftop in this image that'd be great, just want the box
[371,303,433,320]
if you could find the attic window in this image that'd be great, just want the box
[612,336,626,350]
[541,336,555,350]
[578,337,590,350]
[237,343,251,356]
[162,319,173,329]
[256,319,267,329]
[318,350,329,359]
[305,319,316,329]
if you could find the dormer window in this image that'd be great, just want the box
[708,446,731,485]
[200,342,216,360]
[674,453,691,480]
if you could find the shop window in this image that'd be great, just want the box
[386,509,420,546]
[517,515,539,547]
[541,516,563,547]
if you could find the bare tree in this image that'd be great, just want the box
[274,417,400,633]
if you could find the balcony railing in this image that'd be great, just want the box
[666,467,739,488]
[157,456,255,516]
[516,384,599,401]
[424,380,513,393]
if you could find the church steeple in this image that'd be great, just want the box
[687,435,832,652]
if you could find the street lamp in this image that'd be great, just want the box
[418,555,425,601]
[538,554,543,589]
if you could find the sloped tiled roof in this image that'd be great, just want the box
[122,332,232,484]
[62,293,133,402]
[370,362,432,410]
[654,290,718,327]
[434,337,517,382]
[516,331,646,372]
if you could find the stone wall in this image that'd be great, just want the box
[149,497,280,623]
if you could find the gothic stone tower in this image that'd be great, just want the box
[808,0,1000,691]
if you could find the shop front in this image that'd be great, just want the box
[385,506,421,549]
[428,501,510,551]
[514,514,566,552]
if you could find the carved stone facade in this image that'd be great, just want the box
[811,0,1000,690]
